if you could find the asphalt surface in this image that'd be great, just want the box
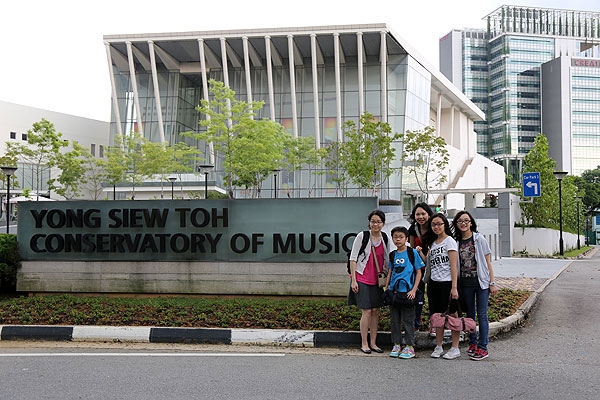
[0,254,598,399]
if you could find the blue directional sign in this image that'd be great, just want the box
[523,172,541,197]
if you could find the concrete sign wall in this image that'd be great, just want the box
[18,198,376,263]
[17,198,377,296]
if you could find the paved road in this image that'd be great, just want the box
[0,256,598,399]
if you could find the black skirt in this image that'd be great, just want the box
[348,281,383,310]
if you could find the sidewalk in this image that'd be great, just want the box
[494,256,570,291]
[1,250,594,349]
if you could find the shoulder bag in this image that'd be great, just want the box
[372,241,387,288]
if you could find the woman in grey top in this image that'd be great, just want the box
[452,210,498,361]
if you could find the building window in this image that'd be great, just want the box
[99,145,104,158]
[90,144,96,157]
[10,131,16,139]
[21,133,27,141]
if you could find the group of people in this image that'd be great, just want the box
[347,204,498,361]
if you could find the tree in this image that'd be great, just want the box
[520,134,581,232]
[284,136,326,198]
[83,156,108,200]
[323,141,350,197]
[104,133,150,200]
[573,166,600,213]
[4,119,67,199]
[187,80,264,198]
[400,126,449,198]
[48,141,89,200]
[230,119,289,198]
[101,141,128,200]
[342,112,401,193]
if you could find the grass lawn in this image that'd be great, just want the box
[555,246,593,258]
[0,288,530,332]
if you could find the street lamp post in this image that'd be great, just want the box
[553,171,568,255]
[273,169,280,199]
[168,176,178,200]
[1,166,18,235]
[197,164,214,199]
[574,195,583,250]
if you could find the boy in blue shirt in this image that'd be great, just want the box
[385,226,425,359]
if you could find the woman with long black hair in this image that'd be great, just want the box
[407,203,434,331]
[452,210,498,361]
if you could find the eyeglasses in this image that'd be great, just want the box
[457,219,471,225]
[369,220,383,225]
[431,222,444,228]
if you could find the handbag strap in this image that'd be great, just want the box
[444,293,463,317]
[371,240,383,273]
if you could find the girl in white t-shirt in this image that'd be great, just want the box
[426,213,461,360]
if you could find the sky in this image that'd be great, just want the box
[1,0,598,122]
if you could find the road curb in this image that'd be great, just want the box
[1,261,574,349]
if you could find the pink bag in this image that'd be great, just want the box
[430,313,476,333]
[429,295,476,333]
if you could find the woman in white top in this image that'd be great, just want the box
[426,213,461,360]
[347,210,394,354]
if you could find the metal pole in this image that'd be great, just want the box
[113,184,116,200]
[171,181,174,200]
[559,179,564,256]
[204,172,208,199]
[577,200,581,249]
[5,175,9,234]
[274,174,278,199]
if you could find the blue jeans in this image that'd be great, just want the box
[460,285,490,350]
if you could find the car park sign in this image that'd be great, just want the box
[523,172,541,197]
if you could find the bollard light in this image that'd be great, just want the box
[197,164,214,199]
[273,169,280,199]
[168,176,178,200]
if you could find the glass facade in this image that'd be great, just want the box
[106,31,439,199]
[571,65,600,175]
[462,31,489,155]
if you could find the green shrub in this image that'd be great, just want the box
[0,234,21,292]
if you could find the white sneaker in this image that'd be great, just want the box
[442,347,461,360]
[431,346,444,358]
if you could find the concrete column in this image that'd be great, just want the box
[265,36,276,121]
[498,192,514,257]
[104,42,124,138]
[288,35,298,138]
[220,38,230,88]
[220,38,232,129]
[357,32,364,118]
[437,93,442,136]
[450,106,455,147]
[198,39,215,165]
[242,37,253,106]
[125,41,144,135]
[310,33,321,148]
[147,41,166,144]
[334,33,343,141]
[380,31,388,123]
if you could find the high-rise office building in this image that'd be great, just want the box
[441,5,600,178]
